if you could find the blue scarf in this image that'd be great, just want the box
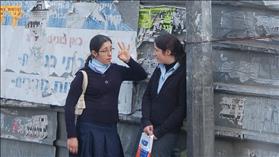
[88,58,111,74]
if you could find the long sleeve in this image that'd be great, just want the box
[141,70,157,128]
[154,77,186,138]
[120,58,147,81]
[64,71,83,138]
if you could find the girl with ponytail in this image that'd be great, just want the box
[139,32,186,157]
[65,34,147,157]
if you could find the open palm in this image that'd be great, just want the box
[117,42,131,63]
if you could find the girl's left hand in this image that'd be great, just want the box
[117,42,131,63]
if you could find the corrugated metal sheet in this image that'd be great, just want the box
[212,1,279,157]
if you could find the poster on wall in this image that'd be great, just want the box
[135,5,186,76]
[0,1,139,113]
[137,5,186,47]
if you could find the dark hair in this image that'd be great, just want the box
[85,34,112,66]
[154,32,186,64]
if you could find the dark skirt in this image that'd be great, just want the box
[69,122,124,157]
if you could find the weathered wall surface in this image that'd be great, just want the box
[1,1,279,157]
[0,1,139,114]
[212,1,279,157]
[0,100,57,157]
[1,1,186,157]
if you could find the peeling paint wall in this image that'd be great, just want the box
[1,1,279,157]
[219,96,245,126]
[214,50,279,86]
[243,97,279,134]
[215,139,279,157]
[213,1,279,157]
[0,107,57,144]
[0,1,140,114]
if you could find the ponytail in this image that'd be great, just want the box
[177,41,186,65]
[155,32,186,65]
[84,55,92,67]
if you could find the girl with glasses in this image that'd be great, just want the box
[65,34,147,157]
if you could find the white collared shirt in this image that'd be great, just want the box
[157,62,180,94]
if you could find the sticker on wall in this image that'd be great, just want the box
[219,96,246,126]
[0,5,23,27]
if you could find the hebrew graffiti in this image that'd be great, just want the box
[1,1,139,108]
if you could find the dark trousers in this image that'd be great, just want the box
[151,133,178,157]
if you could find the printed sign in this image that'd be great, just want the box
[1,1,139,112]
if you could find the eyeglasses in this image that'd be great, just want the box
[99,48,114,55]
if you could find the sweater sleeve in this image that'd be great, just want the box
[120,57,147,81]
[141,70,157,129]
[154,77,186,138]
[64,71,83,138]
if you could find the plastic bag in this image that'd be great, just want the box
[135,132,154,157]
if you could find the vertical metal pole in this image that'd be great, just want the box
[185,1,214,157]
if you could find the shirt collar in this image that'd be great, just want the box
[158,62,180,74]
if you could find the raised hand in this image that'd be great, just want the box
[117,42,131,63]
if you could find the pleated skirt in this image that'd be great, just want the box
[69,122,124,157]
